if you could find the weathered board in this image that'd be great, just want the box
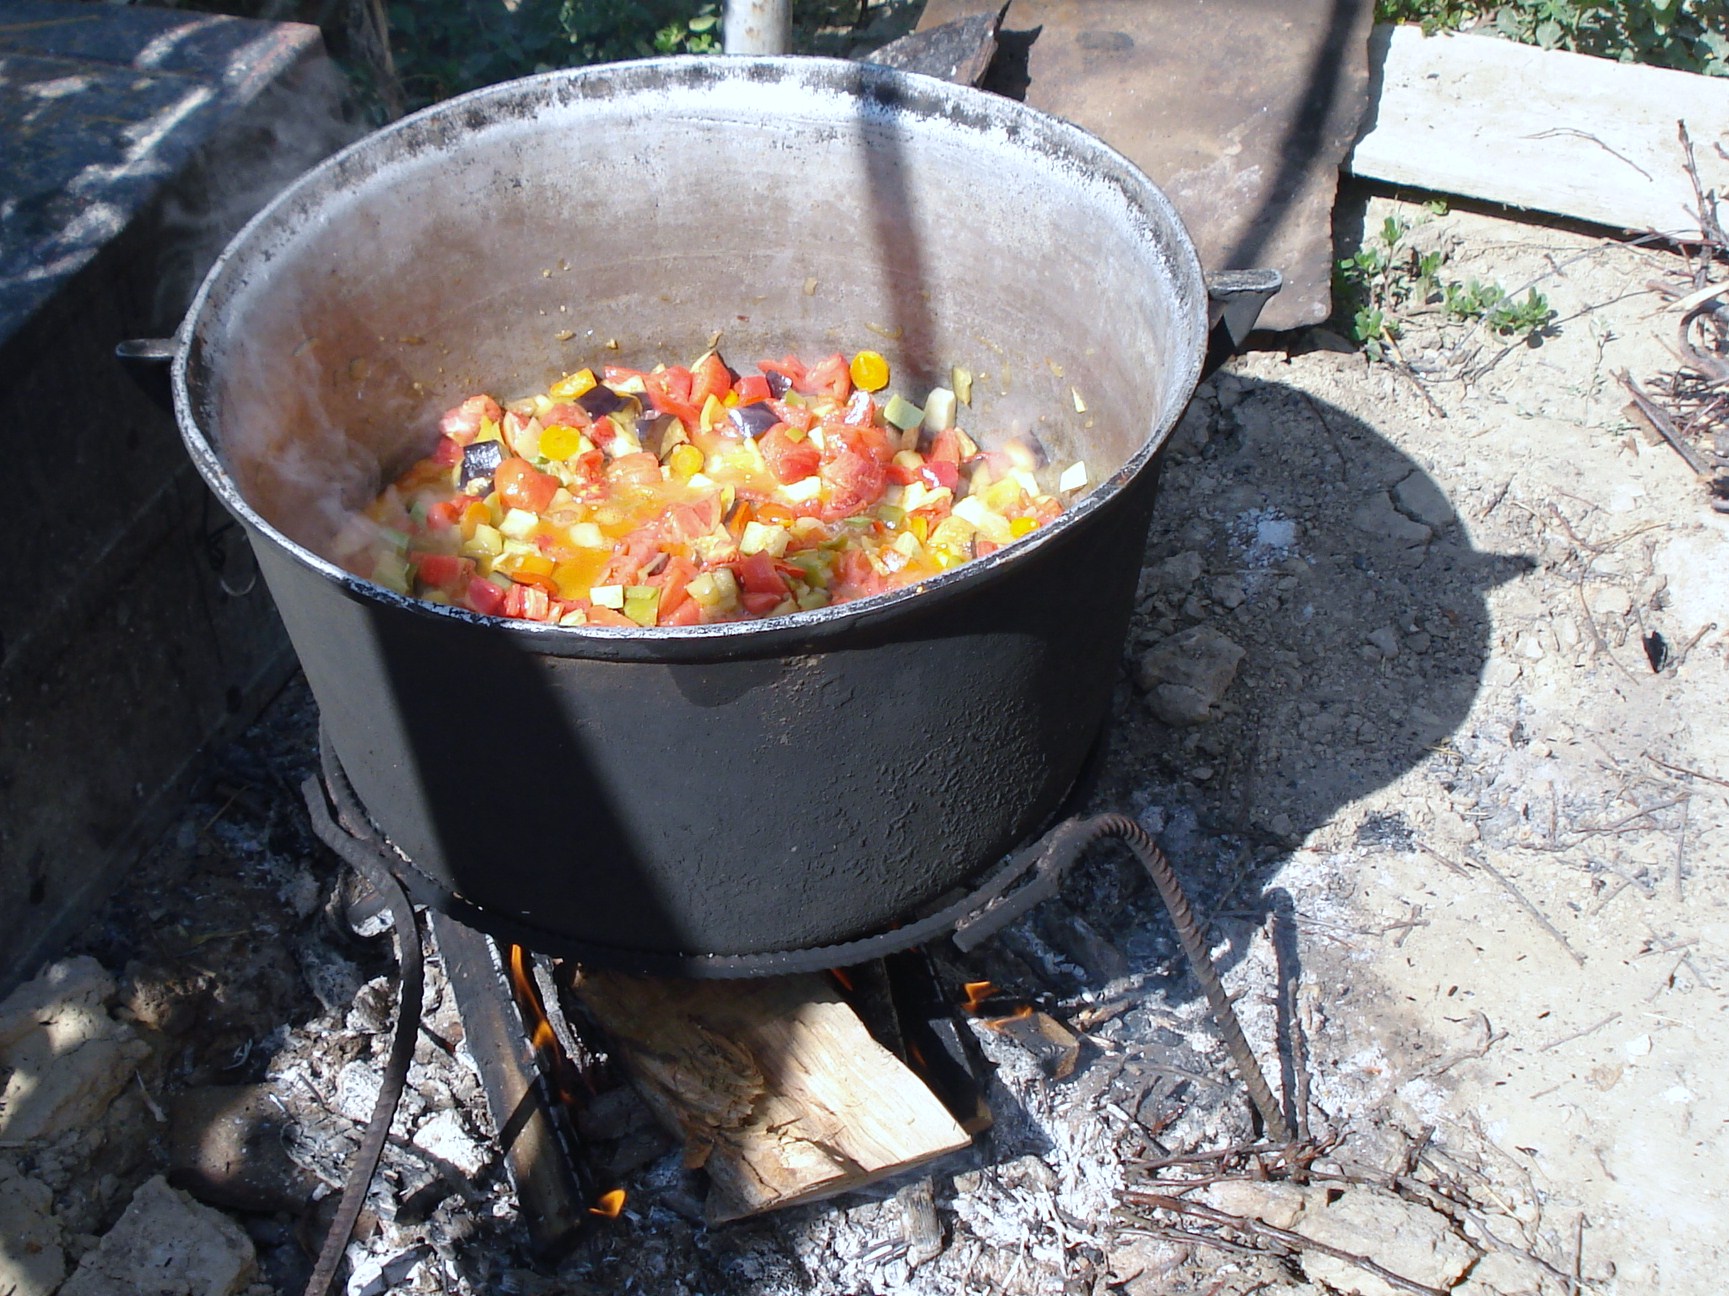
[916,0,1378,332]
[1350,24,1729,238]
[576,971,972,1222]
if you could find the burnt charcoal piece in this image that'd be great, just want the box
[1644,630,1669,673]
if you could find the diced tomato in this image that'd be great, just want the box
[543,401,592,429]
[759,425,822,484]
[567,452,608,501]
[665,498,721,545]
[438,395,502,445]
[430,435,464,468]
[661,365,694,406]
[600,525,662,586]
[886,459,920,486]
[734,374,771,405]
[601,365,647,386]
[974,539,1001,558]
[820,429,888,519]
[690,352,734,409]
[466,577,507,617]
[643,371,701,429]
[920,458,959,490]
[653,556,699,623]
[841,391,876,427]
[495,458,561,513]
[503,409,536,448]
[504,582,553,621]
[845,422,896,464]
[832,548,888,601]
[660,599,702,626]
[927,425,963,466]
[585,606,638,628]
[740,591,783,616]
[800,353,852,401]
[767,399,815,433]
[413,552,473,591]
[424,498,465,531]
[758,355,807,390]
[605,452,664,490]
[734,550,786,598]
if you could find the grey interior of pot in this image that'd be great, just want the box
[179,57,1206,567]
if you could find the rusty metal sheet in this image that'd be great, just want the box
[919,0,1375,331]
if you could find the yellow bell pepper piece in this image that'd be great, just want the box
[549,369,597,400]
[850,350,890,392]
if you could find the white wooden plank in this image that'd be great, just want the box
[1349,24,1729,237]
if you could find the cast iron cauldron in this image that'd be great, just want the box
[168,57,1248,972]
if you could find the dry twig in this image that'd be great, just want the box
[1120,1191,1455,1296]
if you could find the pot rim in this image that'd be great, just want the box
[171,55,1207,658]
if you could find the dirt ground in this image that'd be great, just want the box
[6,188,1725,1296]
[1107,190,1726,1293]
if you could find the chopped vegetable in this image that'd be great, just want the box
[849,350,890,392]
[344,345,1087,626]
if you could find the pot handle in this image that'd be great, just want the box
[116,334,180,414]
[1202,267,1281,378]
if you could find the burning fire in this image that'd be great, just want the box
[961,980,995,1014]
[507,944,559,1054]
[589,1188,626,1219]
[983,1003,1034,1030]
[829,967,855,993]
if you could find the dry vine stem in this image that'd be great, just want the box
[1121,1191,1453,1296]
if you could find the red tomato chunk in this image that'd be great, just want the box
[338,349,1086,627]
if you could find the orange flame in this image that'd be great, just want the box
[961,980,996,1014]
[829,967,855,993]
[984,1003,1035,1031]
[589,1188,627,1219]
[507,944,558,1053]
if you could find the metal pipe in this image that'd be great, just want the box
[722,0,791,54]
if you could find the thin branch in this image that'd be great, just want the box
[1121,1192,1455,1296]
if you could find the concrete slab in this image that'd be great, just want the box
[918,0,1376,331]
[0,2,354,993]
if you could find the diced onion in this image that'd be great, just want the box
[1058,461,1089,492]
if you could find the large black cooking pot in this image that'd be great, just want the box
[169,57,1248,973]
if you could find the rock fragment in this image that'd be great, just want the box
[1136,626,1246,725]
[0,957,150,1143]
[1393,470,1455,529]
[58,1175,256,1296]
[166,1085,321,1214]
[1352,490,1432,547]
[0,1161,65,1296]
[1203,1181,1475,1296]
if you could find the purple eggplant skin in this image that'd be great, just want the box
[459,440,507,488]
[760,368,793,399]
[635,411,682,458]
[727,404,782,439]
[577,384,628,418]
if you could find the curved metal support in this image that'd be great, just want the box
[960,812,1295,1146]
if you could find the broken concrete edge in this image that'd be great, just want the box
[1349,23,1729,238]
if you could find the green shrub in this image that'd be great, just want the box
[1375,0,1729,76]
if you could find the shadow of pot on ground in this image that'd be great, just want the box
[996,370,1534,998]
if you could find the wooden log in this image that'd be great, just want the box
[1349,24,1729,237]
[574,971,972,1222]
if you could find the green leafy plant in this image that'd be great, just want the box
[1334,212,1558,358]
[1374,0,1729,77]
